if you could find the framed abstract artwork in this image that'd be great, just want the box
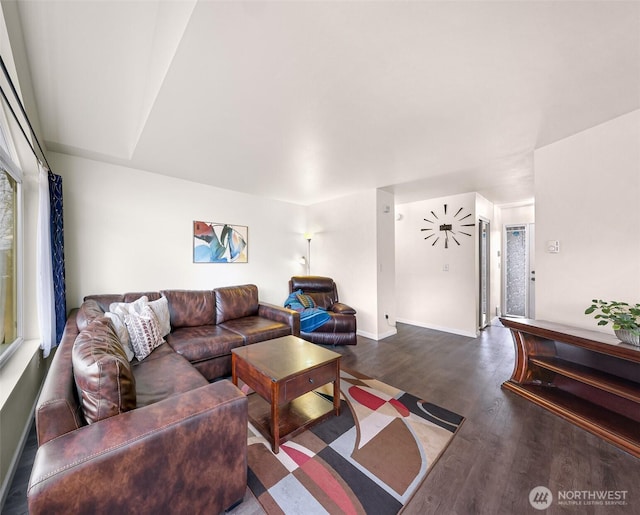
[193,221,248,263]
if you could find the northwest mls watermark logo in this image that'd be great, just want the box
[529,486,629,509]
[529,486,553,510]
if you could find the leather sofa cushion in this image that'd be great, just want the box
[219,316,291,344]
[72,317,136,424]
[124,291,161,302]
[161,289,216,328]
[35,310,85,446]
[131,348,208,407]
[82,292,162,313]
[76,299,105,331]
[166,325,243,362]
[215,284,259,324]
[83,294,124,314]
[192,356,232,382]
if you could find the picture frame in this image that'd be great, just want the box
[193,221,248,263]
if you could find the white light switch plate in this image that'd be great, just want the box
[547,240,560,253]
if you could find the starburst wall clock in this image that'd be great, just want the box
[421,204,474,248]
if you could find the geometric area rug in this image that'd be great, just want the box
[246,368,465,514]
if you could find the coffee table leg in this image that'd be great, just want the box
[271,382,279,454]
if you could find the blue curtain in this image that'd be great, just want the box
[48,171,66,344]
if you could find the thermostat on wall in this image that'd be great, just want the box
[547,240,560,253]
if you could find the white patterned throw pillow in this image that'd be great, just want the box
[107,296,150,360]
[124,305,165,360]
[148,296,171,337]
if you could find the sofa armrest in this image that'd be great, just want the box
[35,309,84,446]
[28,380,248,514]
[259,302,300,336]
[331,302,357,315]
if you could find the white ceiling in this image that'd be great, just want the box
[12,0,640,206]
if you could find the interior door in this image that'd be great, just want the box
[504,224,535,318]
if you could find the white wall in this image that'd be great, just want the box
[395,192,484,337]
[306,189,385,339]
[53,151,395,340]
[534,110,640,332]
[500,203,534,226]
[376,189,397,339]
[50,152,307,307]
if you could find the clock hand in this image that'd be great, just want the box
[446,228,462,246]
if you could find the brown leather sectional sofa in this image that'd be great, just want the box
[27,284,299,514]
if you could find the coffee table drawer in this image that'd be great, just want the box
[282,363,337,403]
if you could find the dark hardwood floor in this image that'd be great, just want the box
[336,321,638,515]
[3,321,638,514]
[2,418,37,515]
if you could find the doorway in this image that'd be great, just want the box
[479,218,490,329]
[503,223,535,318]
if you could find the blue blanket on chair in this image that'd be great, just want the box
[284,291,331,332]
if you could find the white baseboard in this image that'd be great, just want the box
[376,328,398,340]
[357,327,397,341]
[395,318,478,338]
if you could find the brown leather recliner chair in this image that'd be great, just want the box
[289,276,357,345]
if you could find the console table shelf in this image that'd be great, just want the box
[529,356,640,403]
[500,318,640,459]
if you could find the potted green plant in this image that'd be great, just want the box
[584,299,640,346]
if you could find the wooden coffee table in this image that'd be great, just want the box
[231,335,341,453]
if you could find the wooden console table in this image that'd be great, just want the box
[500,318,640,458]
